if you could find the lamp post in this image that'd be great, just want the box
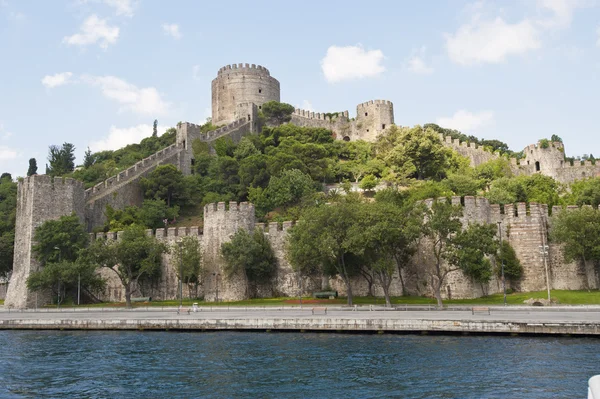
[540,242,551,302]
[213,272,220,302]
[497,222,507,306]
[177,241,183,308]
[54,246,61,309]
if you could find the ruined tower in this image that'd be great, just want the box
[521,141,565,179]
[211,63,280,125]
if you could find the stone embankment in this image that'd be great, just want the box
[2,307,600,335]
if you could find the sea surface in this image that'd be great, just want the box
[0,331,596,398]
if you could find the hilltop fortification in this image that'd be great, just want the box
[5,62,599,307]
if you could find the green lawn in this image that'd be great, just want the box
[38,289,600,308]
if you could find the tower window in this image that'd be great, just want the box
[535,161,540,172]
[366,129,369,133]
[259,106,262,109]
[365,112,368,116]
[382,124,386,129]
[259,89,262,93]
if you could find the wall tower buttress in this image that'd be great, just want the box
[5,176,86,308]
[354,100,394,142]
[211,63,280,126]
[202,202,256,302]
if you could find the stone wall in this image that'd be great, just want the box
[4,176,86,308]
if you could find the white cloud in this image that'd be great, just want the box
[0,145,18,161]
[301,100,313,111]
[436,110,494,133]
[90,123,169,152]
[445,17,540,66]
[63,14,119,50]
[162,23,182,39]
[103,0,136,17]
[321,45,385,83]
[41,72,73,88]
[81,75,171,116]
[446,0,589,66]
[407,47,434,74]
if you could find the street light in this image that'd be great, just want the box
[177,241,183,308]
[540,243,551,302]
[497,222,507,306]
[54,246,61,309]
[212,272,220,302]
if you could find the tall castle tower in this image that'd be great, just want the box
[521,141,565,179]
[211,63,280,125]
[354,100,394,142]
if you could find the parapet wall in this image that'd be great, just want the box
[217,63,271,76]
[438,134,500,167]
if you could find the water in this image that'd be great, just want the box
[0,331,597,398]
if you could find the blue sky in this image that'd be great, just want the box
[0,0,599,177]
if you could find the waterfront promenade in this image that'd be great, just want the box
[2,306,600,335]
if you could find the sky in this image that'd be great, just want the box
[0,0,599,177]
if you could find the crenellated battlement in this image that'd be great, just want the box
[204,201,254,215]
[199,118,249,141]
[292,108,348,122]
[356,99,393,108]
[217,63,270,76]
[91,226,203,242]
[20,174,86,190]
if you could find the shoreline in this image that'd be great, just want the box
[2,307,600,336]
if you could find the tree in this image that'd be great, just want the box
[221,228,276,296]
[359,174,378,191]
[173,236,203,298]
[47,143,76,176]
[287,198,363,305]
[423,200,463,307]
[0,173,11,181]
[375,125,457,182]
[83,148,94,169]
[570,178,600,208]
[26,214,99,304]
[551,207,600,286]
[261,101,295,125]
[27,158,38,176]
[82,225,168,307]
[153,119,158,138]
[140,164,184,207]
[353,201,424,305]
[551,134,563,143]
[496,241,523,283]
[447,223,498,293]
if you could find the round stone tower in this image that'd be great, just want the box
[211,63,280,126]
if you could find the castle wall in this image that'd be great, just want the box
[84,143,184,229]
[439,134,500,167]
[5,176,86,308]
[212,63,280,126]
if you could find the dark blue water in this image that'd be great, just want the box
[0,331,596,398]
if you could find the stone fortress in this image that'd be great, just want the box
[4,63,600,308]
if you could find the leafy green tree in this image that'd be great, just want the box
[569,178,600,208]
[287,198,363,305]
[447,223,498,292]
[496,241,523,283]
[104,200,179,231]
[140,164,184,207]
[473,158,512,189]
[47,143,76,176]
[261,101,295,125]
[233,137,261,160]
[26,214,99,304]
[153,119,158,137]
[443,173,482,196]
[27,158,38,176]
[359,174,378,191]
[213,136,237,157]
[354,201,424,304]
[375,125,457,181]
[173,236,203,298]
[423,201,463,307]
[221,228,276,296]
[551,134,563,143]
[82,225,168,307]
[551,207,600,284]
